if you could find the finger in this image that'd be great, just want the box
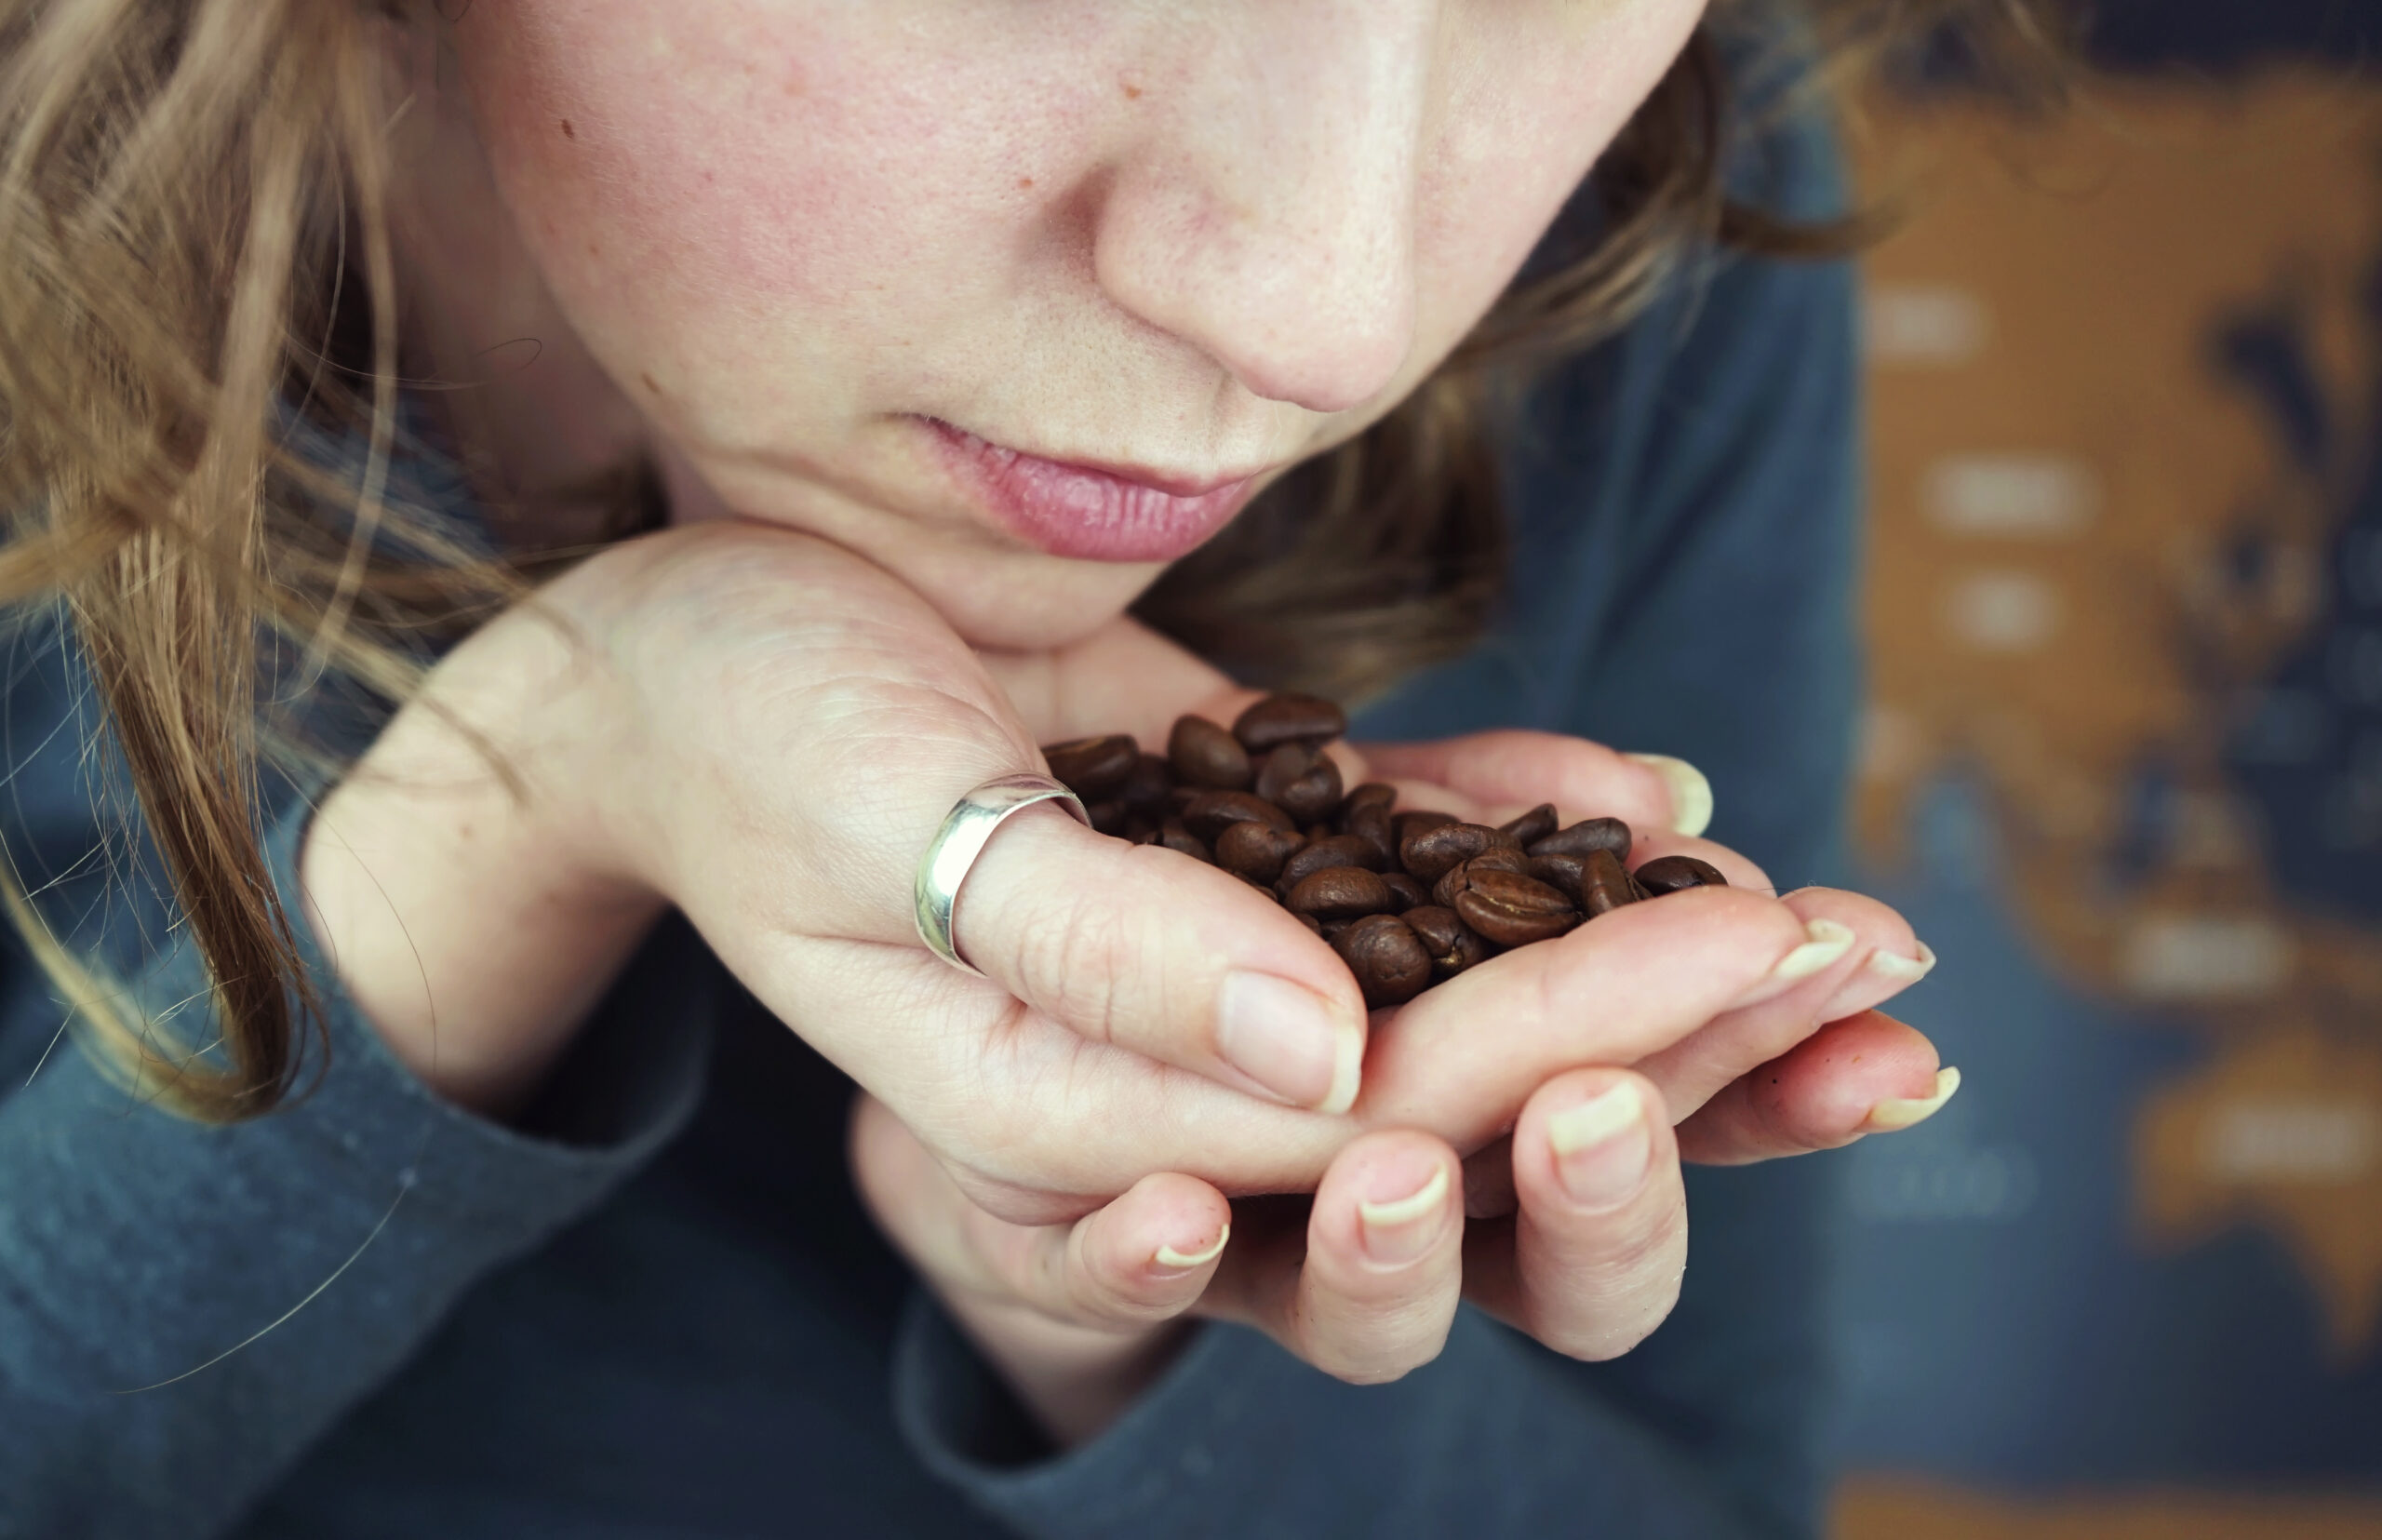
[1356,884,1833,1148]
[1465,1069,1688,1360]
[1204,1132,1465,1385]
[1360,732,1711,837]
[1629,885,1929,1122]
[957,802,1371,1114]
[850,1094,1231,1332]
[1620,843,1937,1027]
[961,1171,1234,1333]
[1676,1011,1960,1165]
[797,929,1357,1223]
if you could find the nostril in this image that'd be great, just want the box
[1127,251,1418,415]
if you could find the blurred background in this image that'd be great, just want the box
[1827,2,2382,1534]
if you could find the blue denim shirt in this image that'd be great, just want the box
[0,104,1858,1540]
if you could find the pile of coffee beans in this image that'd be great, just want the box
[1040,692,1725,1009]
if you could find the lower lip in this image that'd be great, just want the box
[921,420,1258,563]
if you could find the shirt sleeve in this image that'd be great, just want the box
[0,787,715,1540]
[891,83,1866,1540]
[898,1296,1816,1540]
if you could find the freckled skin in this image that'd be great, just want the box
[392,1,1706,648]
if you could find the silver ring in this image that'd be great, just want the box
[914,773,1090,976]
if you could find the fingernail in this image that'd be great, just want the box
[1862,1066,1962,1132]
[1773,918,1856,983]
[1730,918,1858,1009]
[1868,941,1938,984]
[1546,1080,1652,1210]
[1357,1164,1450,1268]
[1217,971,1363,1114]
[1625,753,1714,837]
[1154,1224,1230,1274]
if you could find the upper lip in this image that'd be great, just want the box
[1051,454,1263,499]
[930,419,1272,498]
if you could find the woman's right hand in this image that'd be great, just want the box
[305,520,1362,1184]
[301,519,1925,1225]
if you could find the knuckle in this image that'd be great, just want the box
[1013,850,1188,1050]
[1016,879,1140,1045]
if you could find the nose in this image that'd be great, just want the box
[1091,1,1436,416]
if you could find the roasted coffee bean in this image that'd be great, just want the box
[1529,817,1631,861]
[1392,809,1461,848]
[1214,820,1305,884]
[1277,834,1385,893]
[1240,737,1305,799]
[1255,743,1345,824]
[1499,803,1559,848]
[1169,715,1253,790]
[1158,818,1212,864]
[1527,852,1586,905]
[1233,692,1346,754]
[1346,802,1398,867]
[1633,854,1728,895]
[1120,753,1175,812]
[1041,734,1138,797]
[1050,692,1743,1005]
[1580,847,1642,915]
[1333,914,1433,1008]
[1285,866,1393,922]
[1432,850,1530,911]
[1181,790,1296,843]
[1403,905,1493,978]
[1447,867,1579,947]
[1401,822,1511,885]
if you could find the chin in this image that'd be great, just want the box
[897,542,1166,653]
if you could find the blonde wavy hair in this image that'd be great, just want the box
[0,0,2062,1122]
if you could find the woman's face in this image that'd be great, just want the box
[418,1,1705,646]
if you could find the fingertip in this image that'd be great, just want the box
[1709,1011,1951,1157]
[1320,1009,1366,1117]
[1519,1069,1671,1214]
[1495,1069,1690,1361]
[1861,1065,1962,1133]
[1215,969,1369,1113]
[1153,1222,1231,1275]
[1322,1134,1459,1273]
[1624,753,1713,837]
[1867,940,1939,984]
[1092,1173,1231,1308]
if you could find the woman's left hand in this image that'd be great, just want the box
[851,1003,1941,1449]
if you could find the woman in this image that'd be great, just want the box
[0,2,2035,1535]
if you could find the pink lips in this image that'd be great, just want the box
[922,419,1261,563]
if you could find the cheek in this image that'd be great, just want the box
[1414,0,1708,339]
[452,4,1075,407]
